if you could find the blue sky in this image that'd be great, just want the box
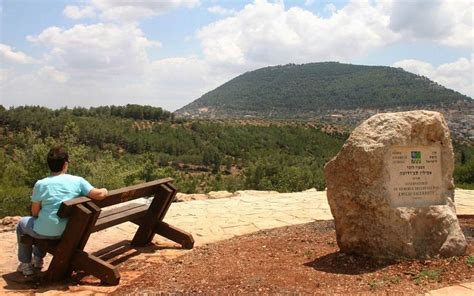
[0,0,472,111]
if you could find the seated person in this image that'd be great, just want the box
[16,146,108,276]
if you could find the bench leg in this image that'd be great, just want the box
[45,204,93,283]
[154,221,195,249]
[131,185,174,246]
[71,251,120,285]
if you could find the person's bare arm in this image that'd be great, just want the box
[31,202,41,217]
[87,188,108,200]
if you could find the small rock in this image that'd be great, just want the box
[208,191,235,199]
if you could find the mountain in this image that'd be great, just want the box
[175,62,471,118]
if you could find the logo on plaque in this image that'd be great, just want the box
[411,151,421,163]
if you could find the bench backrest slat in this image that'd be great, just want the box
[93,177,174,208]
[58,197,92,218]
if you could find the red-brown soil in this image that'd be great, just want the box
[114,218,474,295]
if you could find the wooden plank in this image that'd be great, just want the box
[19,234,33,245]
[92,204,149,232]
[157,183,177,221]
[154,221,194,249]
[93,178,174,208]
[57,197,91,218]
[19,235,60,254]
[77,202,102,250]
[45,204,92,283]
[98,202,145,219]
[70,251,120,285]
[131,185,173,246]
[165,182,178,202]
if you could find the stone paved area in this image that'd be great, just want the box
[168,189,332,246]
[0,189,472,295]
[456,189,474,216]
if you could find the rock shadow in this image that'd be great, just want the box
[305,251,397,275]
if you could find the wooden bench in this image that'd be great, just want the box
[21,178,194,285]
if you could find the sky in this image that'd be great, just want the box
[0,0,472,112]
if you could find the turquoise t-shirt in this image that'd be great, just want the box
[31,174,93,236]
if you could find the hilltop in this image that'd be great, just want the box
[175,62,471,119]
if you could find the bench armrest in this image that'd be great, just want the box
[58,197,92,218]
[93,177,174,208]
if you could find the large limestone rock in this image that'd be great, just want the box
[324,110,467,259]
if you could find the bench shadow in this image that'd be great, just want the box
[70,239,185,285]
[304,251,397,275]
[2,240,184,291]
[91,239,183,265]
[2,271,70,292]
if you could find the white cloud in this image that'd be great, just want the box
[2,0,472,111]
[142,57,226,108]
[38,66,69,83]
[389,0,473,48]
[0,43,35,64]
[197,0,397,71]
[324,3,337,14]
[27,23,160,77]
[90,0,200,22]
[3,21,221,110]
[393,55,474,98]
[207,5,236,16]
[63,5,96,20]
[305,0,315,6]
[0,68,11,84]
[1,55,221,110]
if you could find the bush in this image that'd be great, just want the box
[0,186,31,217]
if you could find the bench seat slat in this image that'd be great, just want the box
[98,202,147,219]
[93,203,149,233]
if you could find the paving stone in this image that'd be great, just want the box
[276,217,315,225]
[425,285,473,296]
[221,224,260,236]
[252,219,291,230]
[460,282,474,290]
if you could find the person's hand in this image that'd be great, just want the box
[88,188,109,200]
[101,188,108,197]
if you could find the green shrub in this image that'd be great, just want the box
[0,186,31,217]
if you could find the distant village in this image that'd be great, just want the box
[322,100,474,144]
[179,99,474,144]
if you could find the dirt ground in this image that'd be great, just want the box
[114,218,474,295]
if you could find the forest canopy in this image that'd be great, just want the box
[177,62,471,118]
[0,105,472,218]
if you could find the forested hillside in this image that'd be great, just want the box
[1,105,472,218]
[0,105,346,217]
[176,62,471,118]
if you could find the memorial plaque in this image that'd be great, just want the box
[388,146,443,207]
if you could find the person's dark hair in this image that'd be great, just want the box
[47,146,69,172]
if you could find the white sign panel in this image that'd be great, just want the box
[388,146,443,207]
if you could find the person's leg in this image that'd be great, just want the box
[19,217,56,260]
[32,246,46,260]
[18,217,61,270]
[16,216,34,263]
[16,217,35,275]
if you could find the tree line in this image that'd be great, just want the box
[0,105,472,218]
[0,105,345,217]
